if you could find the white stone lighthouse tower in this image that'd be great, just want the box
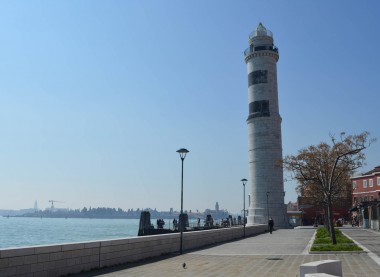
[244,23,286,228]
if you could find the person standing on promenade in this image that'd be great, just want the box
[268,217,274,234]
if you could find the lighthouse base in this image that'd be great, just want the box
[247,208,266,225]
[247,205,290,228]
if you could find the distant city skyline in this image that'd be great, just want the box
[1,1,379,213]
[0,200,227,216]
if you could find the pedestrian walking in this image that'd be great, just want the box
[268,217,274,234]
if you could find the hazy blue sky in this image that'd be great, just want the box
[1,1,379,214]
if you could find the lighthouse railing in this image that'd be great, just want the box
[244,45,279,57]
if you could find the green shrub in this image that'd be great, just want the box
[314,236,353,244]
[315,227,330,238]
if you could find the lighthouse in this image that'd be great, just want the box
[243,23,286,227]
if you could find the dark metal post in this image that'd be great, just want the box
[180,157,184,254]
[241,179,247,238]
[266,191,270,226]
[177,148,189,255]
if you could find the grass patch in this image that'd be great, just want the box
[310,227,362,252]
[311,244,362,251]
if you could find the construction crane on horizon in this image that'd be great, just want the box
[48,200,64,209]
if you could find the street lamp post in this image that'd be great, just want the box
[177,148,189,255]
[241,179,247,238]
[266,191,270,226]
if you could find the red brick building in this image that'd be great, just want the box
[352,166,380,203]
[298,195,351,226]
[351,166,380,229]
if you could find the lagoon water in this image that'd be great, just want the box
[0,216,202,249]
[0,217,143,249]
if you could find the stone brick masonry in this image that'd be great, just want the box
[0,225,266,277]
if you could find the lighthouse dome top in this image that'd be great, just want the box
[249,22,273,39]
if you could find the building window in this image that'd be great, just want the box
[248,100,270,118]
[369,179,373,187]
[378,177,380,186]
[248,70,268,86]
[353,181,357,189]
[363,180,367,188]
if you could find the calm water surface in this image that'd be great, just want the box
[0,217,142,249]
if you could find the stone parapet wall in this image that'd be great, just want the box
[0,225,266,277]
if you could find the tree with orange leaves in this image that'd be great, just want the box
[283,132,375,244]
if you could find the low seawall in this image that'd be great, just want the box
[0,225,266,277]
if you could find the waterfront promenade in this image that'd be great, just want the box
[77,227,380,277]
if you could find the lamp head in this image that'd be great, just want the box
[241,178,248,186]
[176,148,189,160]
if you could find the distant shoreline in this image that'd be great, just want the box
[4,215,142,219]
[1,207,228,221]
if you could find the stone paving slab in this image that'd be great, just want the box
[76,228,380,277]
[342,228,380,256]
[77,253,380,277]
[192,228,315,255]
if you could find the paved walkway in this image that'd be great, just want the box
[343,228,380,257]
[77,227,380,277]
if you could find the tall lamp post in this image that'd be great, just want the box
[241,179,247,238]
[283,191,287,226]
[266,191,270,225]
[177,148,189,255]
